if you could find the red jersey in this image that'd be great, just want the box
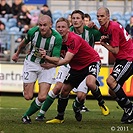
[99,21,133,61]
[63,32,100,70]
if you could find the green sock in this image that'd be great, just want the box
[23,98,41,117]
[38,95,55,116]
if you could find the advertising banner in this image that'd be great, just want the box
[0,64,23,92]
[23,0,47,4]
[0,64,132,97]
[94,44,109,65]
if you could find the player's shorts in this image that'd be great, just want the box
[76,77,89,93]
[22,59,56,84]
[53,64,70,83]
[110,59,133,86]
[64,61,100,88]
[73,77,100,94]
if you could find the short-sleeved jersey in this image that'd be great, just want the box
[63,32,100,70]
[99,21,133,61]
[24,26,62,64]
[70,26,101,47]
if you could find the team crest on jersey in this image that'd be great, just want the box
[68,40,75,50]
[69,43,75,50]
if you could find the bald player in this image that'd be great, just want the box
[97,7,133,124]
[12,15,62,124]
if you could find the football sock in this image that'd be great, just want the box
[38,95,55,116]
[73,97,84,109]
[112,83,132,109]
[91,86,104,106]
[56,95,69,120]
[23,97,42,117]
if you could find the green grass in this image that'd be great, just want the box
[0,96,133,133]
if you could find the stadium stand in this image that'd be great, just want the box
[111,11,123,20]
[63,10,73,18]
[6,18,17,29]
[29,9,40,16]
[0,0,132,63]
[52,10,63,22]
[118,19,126,27]
[0,17,7,25]
[124,12,132,22]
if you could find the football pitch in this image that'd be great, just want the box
[0,95,133,133]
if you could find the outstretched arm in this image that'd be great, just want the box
[12,39,27,62]
[57,51,74,66]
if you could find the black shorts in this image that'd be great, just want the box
[111,59,133,86]
[64,61,100,88]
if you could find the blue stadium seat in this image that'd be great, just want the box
[52,18,59,29]
[63,10,73,18]
[53,10,63,16]
[89,11,97,15]
[126,20,130,25]
[92,19,100,28]
[0,18,9,30]
[30,9,40,16]
[9,27,22,40]
[88,11,97,20]
[6,18,17,28]
[118,19,126,28]
[90,14,97,20]
[9,26,20,32]
[52,10,63,22]
[0,17,8,25]
[111,11,123,20]
[123,12,131,22]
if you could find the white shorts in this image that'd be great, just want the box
[53,65,70,83]
[22,59,56,84]
[76,77,89,94]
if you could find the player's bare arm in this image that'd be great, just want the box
[12,39,27,62]
[100,41,119,54]
[57,52,74,66]
[40,62,57,69]
[39,48,60,65]
[100,36,119,54]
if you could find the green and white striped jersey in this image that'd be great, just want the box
[70,26,101,47]
[24,26,62,64]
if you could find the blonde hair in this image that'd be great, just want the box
[56,17,70,28]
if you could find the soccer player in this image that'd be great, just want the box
[35,10,109,122]
[12,15,62,124]
[70,10,109,115]
[84,13,91,26]
[97,7,133,124]
[38,17,105,123]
